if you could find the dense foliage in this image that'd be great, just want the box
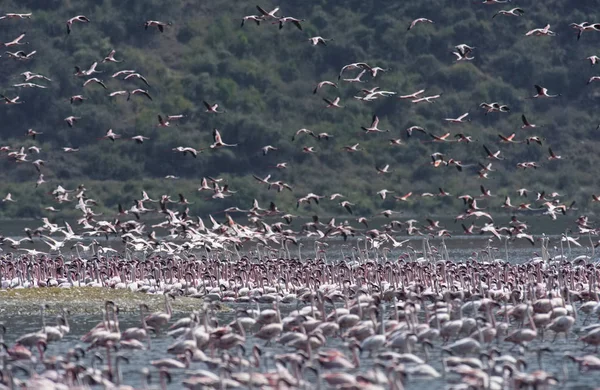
[0,0,599,219]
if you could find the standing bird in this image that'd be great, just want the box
[66,15,90,34]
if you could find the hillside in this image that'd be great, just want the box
[0,0,599,220]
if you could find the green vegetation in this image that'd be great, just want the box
[0,287,206,314]
[0,0,598,219]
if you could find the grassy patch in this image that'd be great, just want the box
[0,288,208,315]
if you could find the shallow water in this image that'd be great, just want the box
[1,302,599,389]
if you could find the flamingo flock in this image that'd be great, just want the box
[1,244,600,389]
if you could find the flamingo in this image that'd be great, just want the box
[587,55,600,65]
[210,129,238,149]
[493,8,525,18]
[309,36,333,46]
[203,101,225,113]
[313,80,338,94]
[444,112,470,123]
[66,15,90,34]
[240,15,262,27]
[144,20,172,33]
[412,94,442,103]
[2,33,27,47]
[145,294,173,333]
[531,84,560,98]
[127,89,152,101]
[361,115,389,133]
[0,13,32,20]
[1,94,23,104]
[323,97,343,108]
[131,135,150,144]
[256,6,280,19]
[102,49,122,63]
[100,129,121,142]
[275,17,305,31]
[124,72,150,86]
[407,18,434,30]
[64,116,81,128]
[525,24,555,36]
[376,164,391,174]
[83,78,107,89]
[547,147,562,160]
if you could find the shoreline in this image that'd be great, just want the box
[0,287,207,315]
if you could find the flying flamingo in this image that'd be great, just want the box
[548,147,562,160]
[309,36,333,46]
[444,112,470,123]
[407,18,434,30]
[144,20,172,33]
[203,101,225,113]
[210,129,237,149]
[256,6,280,19]
[361,115,389,133]
[99,129,121,142]
[0,13,32,20]
[525,24,555,36]
[240,15,262,27]
[531,85,560,98]
[399,89,425,99]
[66,15,90,34]
[2,33,28,48]
[124,73,149,86]
[83,78,107,89]
[64,116,81,127]
[313,80,338,94]
[275,17,305,31]
[1,95,23,104]
[323,97,343,108]
[127,89,152,101]
[493,8,525,18]
[102,49,122,63]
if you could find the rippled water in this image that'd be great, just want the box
[2,300,599,389]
